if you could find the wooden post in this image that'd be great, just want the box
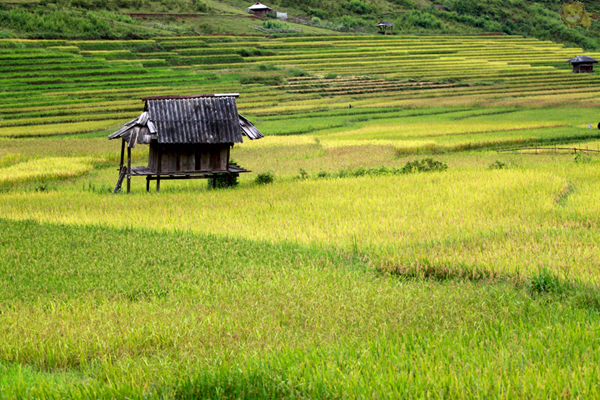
[120,139,125,170]
[127,146,132,194]
[156,147,161,192]
[146,176,150,192]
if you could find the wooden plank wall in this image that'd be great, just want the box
[148,143,231,173]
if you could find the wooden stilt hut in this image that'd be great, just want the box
[108,93,263,193]
[376,21,394,34]
[247,2,272,17]
[566,56,598,73]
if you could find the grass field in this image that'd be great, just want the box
[1,34,600,398]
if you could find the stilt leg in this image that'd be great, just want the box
[127,146,131,194]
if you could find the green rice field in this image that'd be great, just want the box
[1,34,600,398]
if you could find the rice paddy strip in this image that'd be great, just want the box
[0,157,94,186]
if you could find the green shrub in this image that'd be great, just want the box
[257,64,280,71]
[574,153,592,164]
[262,20,288,30]
[239,75,285,86]
[400,158,448,173]
[287,67,309,77]
[192,0,209,13]
[527,268,565,296]
[307,7,329,19]
[207,159,239,189]
[0,30,16,39]
[402,10,443,30]
[342,0,373,15]
[237,48,275,57]
[335,15,367,29]
[255,171,274,185]
[488,160,507,170]
[297,168,309,179]
[389,0,418,9]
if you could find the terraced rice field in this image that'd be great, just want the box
[2,34,600,397]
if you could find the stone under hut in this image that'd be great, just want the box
[108,93,263,193]
[566,55,598,73]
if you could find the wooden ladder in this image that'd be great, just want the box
[113,166,127,193]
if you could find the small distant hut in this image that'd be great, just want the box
[247,2,272,17]
[376,21,394,35]
[566,55,597,73]
[108,94,263,193]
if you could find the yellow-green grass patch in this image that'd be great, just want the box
[0,120,126,138]
[0,157,94,186]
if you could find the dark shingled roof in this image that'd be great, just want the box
[109,94,263,147]
[566,56,598,64]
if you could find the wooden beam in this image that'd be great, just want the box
[156,146,162,192]
[127,146,132,194]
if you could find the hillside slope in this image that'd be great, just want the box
[0,0,599,50]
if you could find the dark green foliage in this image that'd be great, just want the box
[255,171,274,184]
[0,0,599,48]
[389,0,417,9]
[236,47,275,57]
[262,20,289,30]
[207,159,240,189]
[488,160,508,170]
[335,15,367,29]
[191,0,209,13]
[298,168,309,179]
[257,63,280,71]
[528,268,566,296]
[398,10,443,30]
[307,7,329,19]
[0,29,15,38]
[342,0,373,15]
[306,161,448,180]
[286,67,309,77]
[400,158,448,173]
[0,7,144,39]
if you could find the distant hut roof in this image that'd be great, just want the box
[566,56,598,64]
[376,21,395,27]
[108,94,263,148]
[247,2,271,11]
